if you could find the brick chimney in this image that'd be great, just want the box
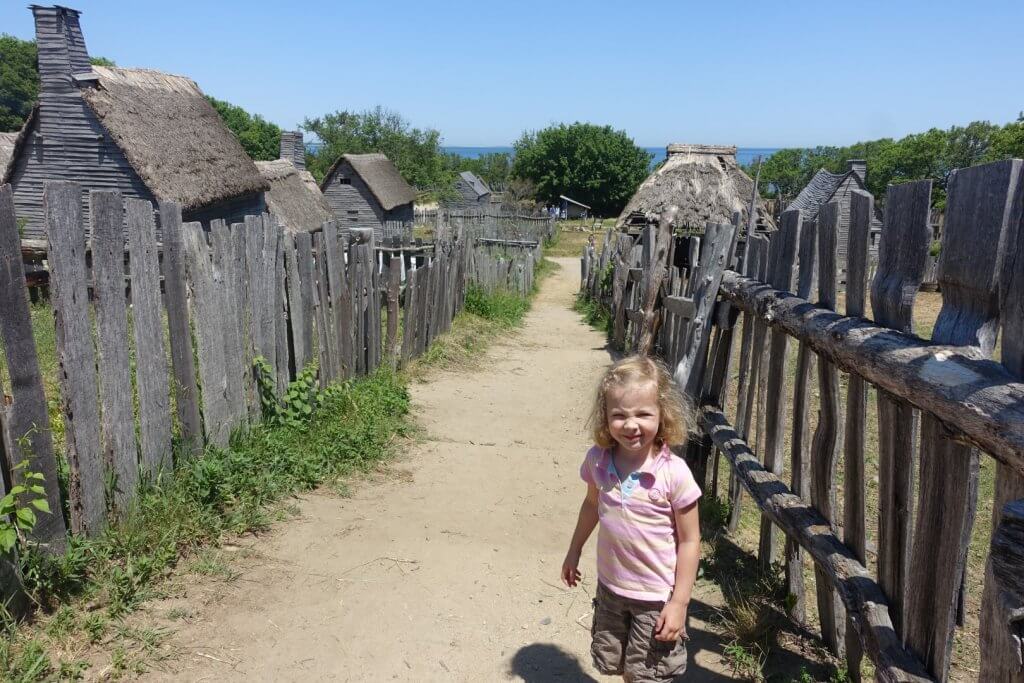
[279,131,306,170]
[847,159,867,184]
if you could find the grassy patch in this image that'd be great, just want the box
[573,294,611,337]
[1,369,411,681]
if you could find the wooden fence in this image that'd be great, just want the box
[0,181,548,559]
[580,159,1024,682]
[471,238,543,297]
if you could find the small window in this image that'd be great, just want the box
[339,177,351,185]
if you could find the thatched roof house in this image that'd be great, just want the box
[617,144,774,232]
[4,6,267,237]
[788,160,882,265]
[320,153,415,232]
[256,132,331,234]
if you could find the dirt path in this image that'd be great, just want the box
[143,258,737,682]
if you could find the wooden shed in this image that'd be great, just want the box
[256,131,331,234]
[787,159,883,265]
[559,195,590,219]
[2,6,268,238]
[445,171,491,209]
[320,153,415,232]
[617,144,774,232]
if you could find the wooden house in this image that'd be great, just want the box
[559,195,590,219]
[320,153,415,231]
[2,6,268,238]
[445,171,491,209]
[256,131,331,234]
[617,144,775,232]
[787,159,883,265]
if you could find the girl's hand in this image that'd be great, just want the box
[655,600,688,641]
[561,549,582,587]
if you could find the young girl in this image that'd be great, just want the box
[562,356,701,682]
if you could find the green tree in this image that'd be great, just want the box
[986,113,1024,161]
[446,151,513,190]
[206,96,281,161]
[511,122,651,216]
[303,106,452,192]
[0,34,39,132]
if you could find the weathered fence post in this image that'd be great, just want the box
[870,179,932,636]
[811,201,846,656]
[0,185,67,548]
[905,160,1017,680]
[758,209,800,570]
[45,181,105,534]
[160,201,203,455]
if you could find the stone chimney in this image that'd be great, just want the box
[847,159,867,184]
[280,131,306,170]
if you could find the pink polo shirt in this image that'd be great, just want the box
[580,444,701,602]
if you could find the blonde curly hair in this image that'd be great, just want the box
[589,355,694,449]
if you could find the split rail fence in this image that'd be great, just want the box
[580,158,1024,682]
[0,181,551,576]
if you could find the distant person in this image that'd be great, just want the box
[562,356,701,682]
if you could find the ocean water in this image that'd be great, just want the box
[444,146,779,167]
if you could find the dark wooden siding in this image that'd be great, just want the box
[322,159,385,231]
[383,203,413,223]
[444,177,489,210]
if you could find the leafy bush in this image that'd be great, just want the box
[463,285,530,327]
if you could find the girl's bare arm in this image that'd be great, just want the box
[562,482,599,587]
[656,502,701,640]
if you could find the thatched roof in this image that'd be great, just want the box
[322,153,415,210]
[617,144,775,231]
[256,159,331,234]
[0,132,18,178]
[81,66,268,210]
[460,171,491,197]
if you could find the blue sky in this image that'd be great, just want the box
[2,1,1022,148]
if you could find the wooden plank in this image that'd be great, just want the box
[126,199,172,478]
[210,220,246,433]
[870,180,932,637]
[182,221,230,446]
[611,234,633,349]
[785,217,818,622]
[758,209,801,570]
[400,267,417,365]
[230,224,255,421]
[323,222,350,379]
[979,159,1024,681]
[386,251,401,369]
[273,223,290,393]
[0,184,67,547]
[811,200,846,656]
[313,231,335,384]
[663,295,696,319]
[674,222,735,399]
[45,181,105,534]
[905,160,1016,680]
[699,406,933,683]
[728,234,767,534]
[284,235,307,372]
[91,191,138,513]
[294,233,317,372]
[843,190,873,679]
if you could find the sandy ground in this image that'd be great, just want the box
[140,258,737,682]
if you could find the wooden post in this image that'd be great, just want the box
[758,209,801,570]
[45,182,105,534]
[272,220,290,393]
[842,190,873,680]
[785,217,818,623]
[905,161,1013,680]
[295,232,317,373]
[811,201,846,656]
[126,199,172,477]
[386,252,401,369]
[0,185,67,548]
[210,220,246,432]
[870,180,932,636]
[637,209,677,356]
[979,160,1024,681]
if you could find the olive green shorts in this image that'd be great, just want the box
[591,582,688,682]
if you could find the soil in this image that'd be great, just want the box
[137,258,741,682]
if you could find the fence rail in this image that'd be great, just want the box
[580,158,1024,681]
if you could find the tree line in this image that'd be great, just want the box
[752,117,1024,208]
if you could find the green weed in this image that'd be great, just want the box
[573,294,611,336]
[463,284,531,327]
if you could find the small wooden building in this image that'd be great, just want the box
[446,171,491,209]
[320,153,415,231]
[256,131,331,234]
[787,159,883,265]
[559,195,590,219]
[2,6,268,238]
[617,144,775,232]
